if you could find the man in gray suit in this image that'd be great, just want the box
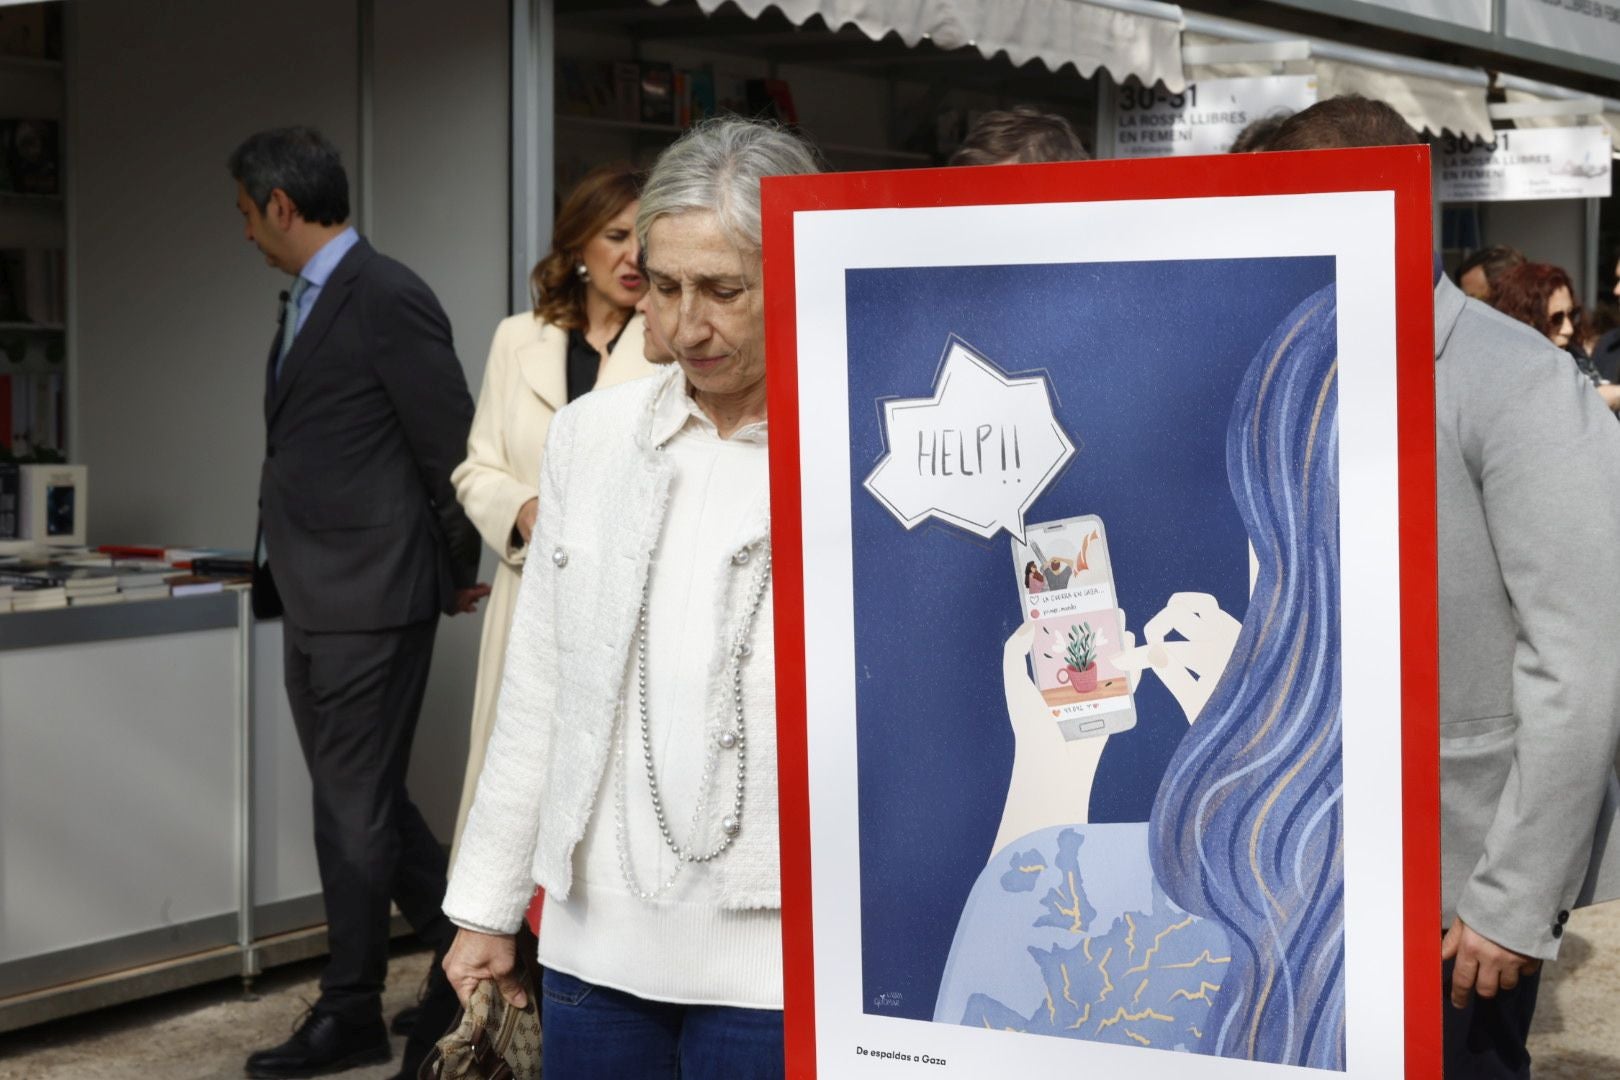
[1269,97,1620,1078]
[229,127,490,1079]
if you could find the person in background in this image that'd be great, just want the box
[1490,261,1620,412]
[229,127,488,1080]
[450,163,657,854]
[1228,111,1293,153]
[1589,248,1620,384]
[1268,95,1620,1080]
[1579,301,1620,379]
[1455,244,1527,303]
[439,117,820,1079]
[949,105,1089,165]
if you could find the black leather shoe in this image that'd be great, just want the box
[244,1008,391,1079]
[390,1003,421,1036]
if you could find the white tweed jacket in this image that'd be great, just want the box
[443,366,780,935]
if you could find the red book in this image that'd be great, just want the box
[97,543,167,559]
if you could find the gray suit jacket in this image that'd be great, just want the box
[1436,274,1620,959]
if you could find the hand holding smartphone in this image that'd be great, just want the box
[1012,515,1138,740]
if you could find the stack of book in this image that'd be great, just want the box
[0,544,254,612]
[0,570,65,611]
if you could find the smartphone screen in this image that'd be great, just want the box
[1011,515,1137,739]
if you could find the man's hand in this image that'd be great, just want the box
[453,584,493,614]
[1442,918,1541,1008]
[442,928,525,1009]
[515,497,539,544]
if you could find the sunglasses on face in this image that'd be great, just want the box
[1547,305,1583,333]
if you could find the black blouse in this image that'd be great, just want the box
[565,319,629,404]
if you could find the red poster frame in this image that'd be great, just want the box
[762,146,1440,1079]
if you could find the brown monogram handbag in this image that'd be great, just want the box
[419,926,541,1080]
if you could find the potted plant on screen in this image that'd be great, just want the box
[1048,621,1100,694]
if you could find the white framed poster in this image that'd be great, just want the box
[764,148,1442,1077]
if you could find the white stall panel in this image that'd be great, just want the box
[0,627,238,964]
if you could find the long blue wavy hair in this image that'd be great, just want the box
[1148,283,1344,1070]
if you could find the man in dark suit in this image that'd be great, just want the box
[229,127,490,1080]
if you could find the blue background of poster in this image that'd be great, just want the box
[845,255,1336,1022]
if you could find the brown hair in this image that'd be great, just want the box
[1489,262,1578,341]
[532,163,644,330]
[1454,245,1526,293]
[1228,112,1294,153]
[1265,95,1421,152]
[949,106,1089,166]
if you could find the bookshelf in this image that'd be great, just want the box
[0,2,65,464]
[551,2,1101,192]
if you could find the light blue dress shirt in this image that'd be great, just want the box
[291,225,361,334]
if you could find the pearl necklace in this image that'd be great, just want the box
[615,544,772,902]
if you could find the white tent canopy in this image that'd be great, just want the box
[649,0,1188,91]
[1180,23,1493,141]
[1498,82,1620,153]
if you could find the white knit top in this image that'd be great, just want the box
[443,367,783,1010]
[538,378,781,1007]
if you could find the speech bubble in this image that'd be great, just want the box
[864,336,1074,544]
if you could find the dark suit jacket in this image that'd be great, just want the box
[253,236,480,632]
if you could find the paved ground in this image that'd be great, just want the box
[1527,901,1620,1079]
[2,906,1618,1078]
[0,946,432,1080]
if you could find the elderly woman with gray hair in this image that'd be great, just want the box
[440,117,818,1077]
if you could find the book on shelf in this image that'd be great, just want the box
[687,69,716,126]
[0,119,60,196]
[0,248,65,324]
[3,370,64,457]
[189,556,254,578]
[0,461,15,539]
[640,62,675,126]
[557,58,617,119]
[714,69,750,117]
[96,543,167,560]
[5,560,118,593]
[613,61,642,122]
[0,5,61,61]
[165,546,242,569]
[10,585,66,610]
[113,565,175,590]
[165,573,227,597]
[745,79,798,126]
[69,591,123,607]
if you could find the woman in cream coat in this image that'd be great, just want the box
[450,164,658,846]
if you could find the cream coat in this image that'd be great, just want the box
[449,311,658,846]
[443,367,780,934]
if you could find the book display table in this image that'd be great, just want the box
[0,593,327,1032]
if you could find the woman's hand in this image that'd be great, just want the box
[1002,622,1058,746]
[989,616,1136,859]
[442,928,525,1009]
[1113,592,1240,724]
[515,497,539,544]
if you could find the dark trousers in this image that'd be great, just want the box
[1443,957,1542,1079]
[283,617,454,1020]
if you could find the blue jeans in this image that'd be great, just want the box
[540,969,785,1079]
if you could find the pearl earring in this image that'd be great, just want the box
[576,264,589,280]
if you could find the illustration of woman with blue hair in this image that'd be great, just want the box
[935,284,1343,1070]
